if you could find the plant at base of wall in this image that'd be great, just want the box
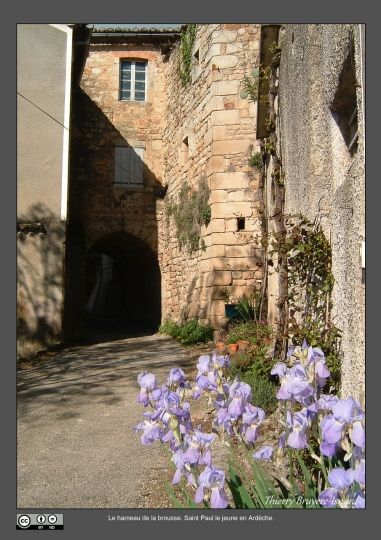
[159,318,213,345]
[179,24,197,85]
[268,214,342,391]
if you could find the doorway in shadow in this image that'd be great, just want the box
[84,232,161,340]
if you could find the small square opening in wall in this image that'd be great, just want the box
[182,136,189,163]
[237,217,245,231]
[194,49,200,62]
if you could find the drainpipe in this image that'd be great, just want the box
[358,24,365,144]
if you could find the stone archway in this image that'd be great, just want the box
[84,232,161,334]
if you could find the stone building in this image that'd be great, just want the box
[258,24,365,399]
[18,23,365,399]
[66,24,264,336]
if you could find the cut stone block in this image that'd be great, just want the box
[206,156,225,176]
[211,80,240,96]
[206,270,232,287]
[212,140,250,155]
[212,201,253,218]
[212,30,238,44]
[209,172,248,190]
[211,110,240,126]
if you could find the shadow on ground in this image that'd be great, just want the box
[17,334,192,424]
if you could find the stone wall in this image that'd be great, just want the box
[162,24,263,327]
[272,24,365,399]
[65,37,171,335]
[71,39,168,252]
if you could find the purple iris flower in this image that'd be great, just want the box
[214,407,234,436]
[167,368,187,388]
[317,394,338,411]
[287,409,309,449]
[254,446,274,460]
[137,371,158,406]
[321,398,364,446]
[350,419,365,449]
[331,398,357,423]
[197,355,211,374]
[211,352,230,369]
[225,380,252,418]
[192,372,218,399]
[314,359,330,387]
[328,467,353,490]
[229,380,252,401]
[182,431,215,466]
[138,371,157,390]
[241,403,265,444]
[271,362,287,377]
[276,365,314,401]
[347,460,365,485]
[353,491,365,509]
[307,345,325,364]
[194,467,229,508]
[171,449,196,486]
[134,419,163,445]
[320,414,344,445]
[320,440,339,457]
[319,487,339,508]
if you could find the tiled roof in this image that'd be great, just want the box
[90,24,182,33]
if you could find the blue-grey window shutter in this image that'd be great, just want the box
[115,147,144,185]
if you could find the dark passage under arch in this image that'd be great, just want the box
[84,232,161,335]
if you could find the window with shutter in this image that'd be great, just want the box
[115,147,144,186]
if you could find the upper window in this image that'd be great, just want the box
[120,60,147,102]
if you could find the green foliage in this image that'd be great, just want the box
[228,444,324,509]
[284,216,342,390]
[226,321,272,347]
[179,24,197,85]
[248,151,262,170]
[240,67,259,102]
[263,140,276,155]
[235,293,261,322]
[159,319,182,339]
[226,321,275,385]
[165,178,211,253]
[159,318,213,345]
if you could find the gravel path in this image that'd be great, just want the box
[17,334,193,508]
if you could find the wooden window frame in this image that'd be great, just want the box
[119,60,147,102]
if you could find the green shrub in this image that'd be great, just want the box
[226,321,272,346]
[159,319,181,339]
[248,151,262,170]
[159,319,213,345]
[177,320,214,345]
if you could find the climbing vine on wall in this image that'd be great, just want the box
[258,36,341,389]
[165,177,211,253]
[285,216,341,390]
[179,24,197,85]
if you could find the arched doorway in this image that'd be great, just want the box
[84,232,161,335]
